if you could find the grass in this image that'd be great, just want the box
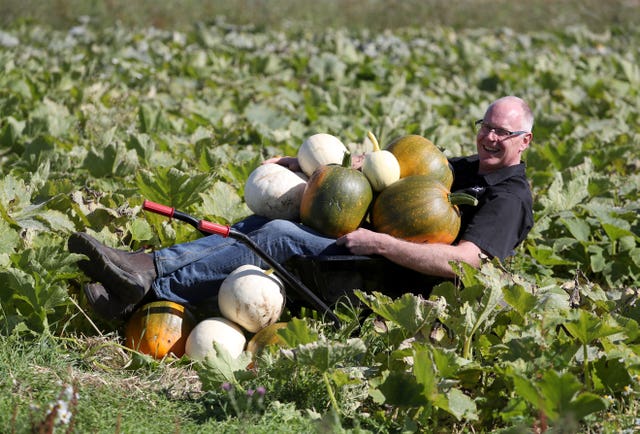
[1,0,639,32]
[0,334,316,433]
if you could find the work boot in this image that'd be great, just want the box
[68,232,157,305]
[83,282,137,321]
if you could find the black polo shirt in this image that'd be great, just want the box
[448,155,533,260]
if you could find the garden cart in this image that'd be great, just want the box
[142,200,440,327]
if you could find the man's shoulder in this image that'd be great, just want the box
[448,154,479,170]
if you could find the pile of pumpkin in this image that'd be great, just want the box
[245,132,476,242]
[124,264,287,361]
[124,132,476,362]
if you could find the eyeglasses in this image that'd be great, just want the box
[475,119,528,139]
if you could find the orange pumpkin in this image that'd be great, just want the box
[124,301,196,359]
[386,135,453,188]
[371,176,477,244]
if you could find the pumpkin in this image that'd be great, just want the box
[185,317,246,361]
[361,131,401,192]
[124,301,196,359]
[371,175,478,244]
[246,321,288,356]
[244,163,308,220]
[297,133,348,177]
[386,135,453,188]
[218,264,286,333]
[300,152,373,238]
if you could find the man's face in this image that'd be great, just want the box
[476,101,532,174]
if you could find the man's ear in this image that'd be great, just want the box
[520,132,533,152]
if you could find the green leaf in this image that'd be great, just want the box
[28,98,74,137]
[136,166,213,211]
[502,285,537,318]
[429,346,470,378]
[511,372,543,413]
[593,357,632,393]
[197,343,253,388]
[36,209,75,232]
[566,392,608,421]
[0,219,20,255]
[277,317,319,347]
[458,263,505,359]
[412,347,438,400]
[562,310,622,346]
[538,160,592,213]
[438,388,478,421]
[291,338,366,373]
[602,222,638,242]
[513,369,609,422]
[199,181,251,224]
[538,370,581,420]
[128,218,155,243]
[0,116,25,146]
[560,217,591,242]
[374,370,429,408]
[355,291,445,337]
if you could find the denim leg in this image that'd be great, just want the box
[151,218,349,305]
[152,214,271,276]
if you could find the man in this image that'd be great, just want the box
[69,96,534,320]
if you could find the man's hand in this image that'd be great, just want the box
[262,156,301,172]
[336,228,388,255]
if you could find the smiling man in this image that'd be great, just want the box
[336,95,534,277]
[69,96,534,320]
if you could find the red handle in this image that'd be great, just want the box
[143,200,175,217]
[198,220,231,237]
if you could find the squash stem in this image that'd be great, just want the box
[449,192,479,207]
[367,131,381,152]
[341,150,352,168]
[323,371,340,415]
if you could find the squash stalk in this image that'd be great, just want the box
[449,192,479,207]
[367,131,381,152]
[341,150,352,168]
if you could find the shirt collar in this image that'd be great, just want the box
[481,162,527,185]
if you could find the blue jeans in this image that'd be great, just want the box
[151,216,349,306]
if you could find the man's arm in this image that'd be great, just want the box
[336,228,482,278]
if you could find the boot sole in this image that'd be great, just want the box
[83,283,136,321]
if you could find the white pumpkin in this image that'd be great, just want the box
[297,133,348,177]
[244,163,308,220]
[362,131,400,192]
[218,264,286,333]
[185,317,246,361]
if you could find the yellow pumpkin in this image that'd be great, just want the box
[246,322,288,356]
[386,135,453,188]
[124,301,196,359]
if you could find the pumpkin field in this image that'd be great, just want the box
[1,2,640,432]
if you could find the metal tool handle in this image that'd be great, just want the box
[142,199,340,327]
